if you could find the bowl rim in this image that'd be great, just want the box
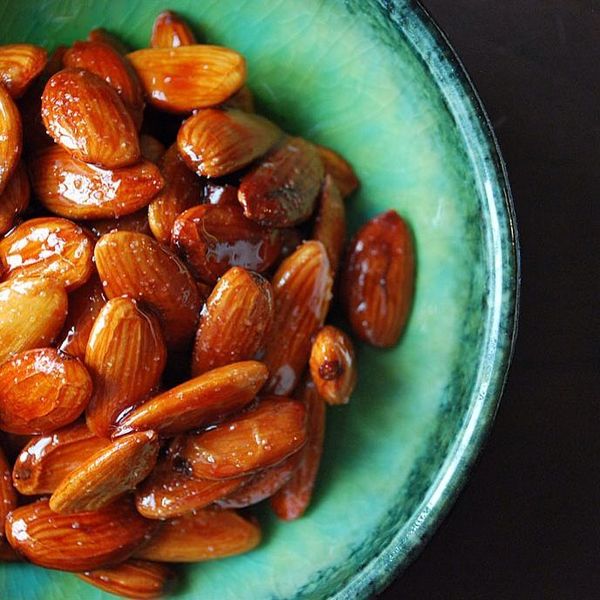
[332,1,520,598]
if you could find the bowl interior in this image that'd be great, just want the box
[0,1,517,599]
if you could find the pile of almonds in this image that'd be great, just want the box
[0,9,414,599]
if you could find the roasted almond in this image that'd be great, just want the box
[94,231,202,348]
[85,297,166,438]
[0,217,94,291]
[41,68,140,168]
[315,144,359,199]
[177,108,282,178]
[87,209,152,239]
[0,444,17,547]
[341,210,415,347]
[0,44,47,98]
[0,277,68,365]
[88,28,130,55]
[12,422,111,495]
[0,348,92,435]
[313,175,346,274]
[151,10,197,48]
[0,84,22,195]
[134,508,260,562]
[238,136,324,227]
[6,497,159,571]
[192,267,273,376]
[50,430,159,513]
[172,204,282,283]
[0,161,30,235]
[30,145,163,220]
[140,133,166,163]
[114,360,268,436]
[179,396,307,480]
[263,241,333,395]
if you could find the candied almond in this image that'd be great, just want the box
[0,161,30,235]
[316,144,359,199]
[0,44,47,98]
[151,10,197,48]
[0,84,22,195]
[313,175,346,274]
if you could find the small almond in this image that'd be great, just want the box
[315,144,359,199]
[0,161,30,235]
[0,444,18,546]
[0,84,22,194]
[313,175,346,274]
[151,10,197,48]
[0,44,47,98]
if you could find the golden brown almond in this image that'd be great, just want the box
[309,325,357,405]
[147,144,203,244]
[41,68,140,168]
[0,217,94,291]
[192,268,273,376]
[0,348,92,435]
[30,145,163,220]
[0,44,47,98]
[315,144,359,199]
[85,297,166,438]
[179,396,307,480]
[151,10,197,48]
[87,209,151,239]
[134,508,260,562]
[6,498,159,571]
[77,559,175,599]
[88,28,130,55]
[221,85,254,112]
[177,108,282,178]
[140,134,166,163]
[127,45,246,113]
[50,430,159,513]
[114,361,268,436]
[313,175,346,274]
[94,231,202,348]
[0,161,29,235]
[0,444,17,547]
[238,137,324,227]
[0,84,22,194]
[341,210,415,347]
[172,204,282,283]
[263,241,333,395]
[12,422,111,495]
[0,277,68,365]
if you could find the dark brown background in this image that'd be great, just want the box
[380,2,599,598]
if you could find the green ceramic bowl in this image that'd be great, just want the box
[0,1,518,598]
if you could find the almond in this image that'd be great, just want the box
[0,84,22,194]
[0,348,92,435]
[309,325,357,405]
[278,227,303,262]
[6,497,159,571]
[201,181,239,206]
[192,267,273,376]
[315,144,359,199]
[87,209,152,238]
[140,133,166,163]
[77,559,175,599]
[177,108,281,178]
[30,145,163,220]
[12,422,111,495]
[0,277,68,365]
[0,161,30,235]
[134,508,260,562]
[313,175,346,274]
[88,29,130,55]
[94,231,202,349]
[0,444,18,547]
[264,241,333,395]
[85,297,166,438]
[172,204,282,284]
[341,210,415,347]
[222,85,255,112]
[0,44,47,98]
[238,137,324,227]
[41,68,140,168]
[151,10,197,48]
[0,217,94,291]
[127,45,246,113]
[114,361,268,437]
[179,396,307,480]
[50,430,159,513]
[147,144,203,244]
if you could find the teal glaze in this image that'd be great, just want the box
[0,1,518,598]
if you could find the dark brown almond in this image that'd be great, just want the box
[0,444,17,546]
[316,144,359,198]
[0,84,22,194]
[0,44,47,98]
[151,10,197,48]
[88,29,130,55]
[0,161,30,235]
[140,134,166,163]
[313,175,346,274]
[221,85,254,112]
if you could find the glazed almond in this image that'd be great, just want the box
[151,10,197,48]
[315,144,359,199]
[0,445,17,547]
[87,209,152,238]
[88,28,129,55]
[0,161,30,235]
[0,84,22,194]
[313,175,346,274]
[0,44,47,98]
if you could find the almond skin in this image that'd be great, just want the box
[0,444,17,547]
[127,45,246,113]
[30,145,164,220]
[177,108,282,178]
[0,84,22,195]
[0,348,92,435]
[134,508,260,562]
[6,497,159,571]
[94,231,202,349]
[263,241,333,396]
[85,297,167,438]
[50,430,159,514]
[0,217,94,291]
[0,277,68,365]
[41,68,140,168]
[313,175,346,274]
[151,10,197,48]
[114,361,268,437]
[12,422,111,495]
[179,396,307,480]
[341,210,415,347]
[315,144,359,199]
[192,267,273,376]
[238,137,324,227]
[0,44,47,98]
[0,161,30,235]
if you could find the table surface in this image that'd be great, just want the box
[381,2,598,598]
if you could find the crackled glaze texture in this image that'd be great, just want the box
[0,1,518,599]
